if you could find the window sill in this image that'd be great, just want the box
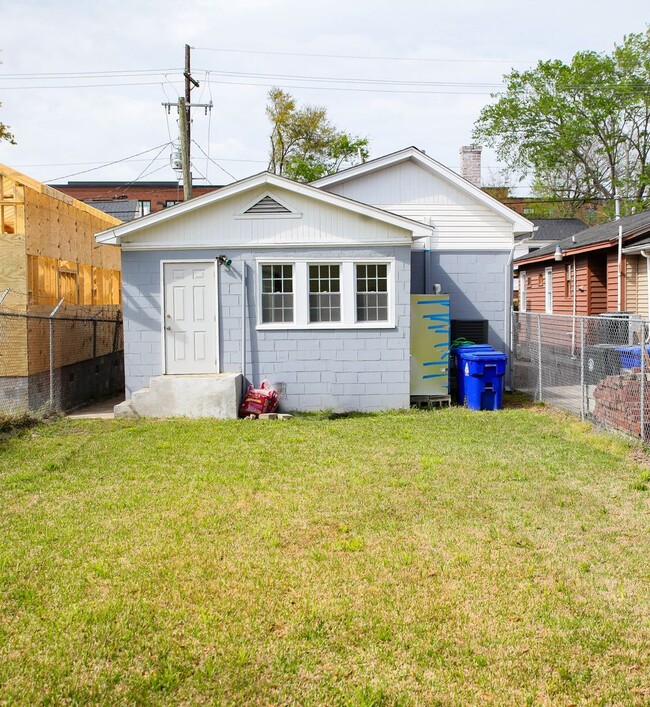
[256,322,396,331]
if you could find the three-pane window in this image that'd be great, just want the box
[259,260,393,327]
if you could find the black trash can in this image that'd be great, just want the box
[583,344,620,385]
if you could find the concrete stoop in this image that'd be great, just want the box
[115,373,242,419]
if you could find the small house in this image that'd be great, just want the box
[96,171,430,416]
[514,210,650,318]
[98,148,533,417]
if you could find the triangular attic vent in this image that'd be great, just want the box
[245,195,291,214]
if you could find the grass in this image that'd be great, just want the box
[1,399,650,704]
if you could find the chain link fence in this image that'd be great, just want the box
[0,296,124,416]
[512,311,650,440]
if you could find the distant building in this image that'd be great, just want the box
[51,181,223,217]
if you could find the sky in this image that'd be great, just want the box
[0,0,648,194]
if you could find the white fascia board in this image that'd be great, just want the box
[312,147,535,236]
[94,171,431,245]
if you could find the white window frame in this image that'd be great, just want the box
[519,270,527,312]
[256,257,395,330]
[545,266,553,314]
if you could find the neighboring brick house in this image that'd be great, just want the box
[514,210,650,318]
[52,181,222,217]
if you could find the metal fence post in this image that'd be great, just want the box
[641,341,646,442]
[580,317,585,420]
[48,299,64,411]
[537,314,543,402]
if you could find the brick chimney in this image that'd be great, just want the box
[459,145,482,188]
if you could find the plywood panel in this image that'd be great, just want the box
[0,234,27,302]
[0,314,28,377]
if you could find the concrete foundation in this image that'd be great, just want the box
[115,373,242,419]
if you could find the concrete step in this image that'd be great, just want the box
[118,373,242,419]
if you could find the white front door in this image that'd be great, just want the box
[163,262,217,374]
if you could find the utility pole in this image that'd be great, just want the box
[162,44,211,202]
[183,43,198,199]
[178,97,192,202]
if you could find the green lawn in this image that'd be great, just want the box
[1,402,649,705]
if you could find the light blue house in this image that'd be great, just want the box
[96,149,532,417]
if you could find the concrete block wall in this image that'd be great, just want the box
[411,250,509,351]
[121,246,411,412]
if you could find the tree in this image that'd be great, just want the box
[473,28,650,212]
[0,115,15,144]
[266,88,369,182]
[0,102,15,145]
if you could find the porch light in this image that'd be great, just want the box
[217,255,232,267]
[554,244,563,262]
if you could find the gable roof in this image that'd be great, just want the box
[515,218,585,243]
[95,171,432,245]
[86,199,139,222]
[311,146,534,236]
[515,209,650,265]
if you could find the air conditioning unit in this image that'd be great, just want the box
[599,312,646,345]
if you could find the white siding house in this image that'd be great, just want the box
[314,147,533,350]
[96,172,430,416]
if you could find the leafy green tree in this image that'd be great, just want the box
[473,28,650,211]
[266,88,369,182]
[0,101,16,144]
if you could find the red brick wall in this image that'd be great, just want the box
[52,184,222,214]
[593,373,648,437]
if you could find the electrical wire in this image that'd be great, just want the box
[113,143,173,194]
[201,68,504,88]
[193,46,532,64]
[1,68,183,78]
[191,140,236,180]
[45,143,172,183]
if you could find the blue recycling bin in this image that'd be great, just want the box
[461,350,508,410]
[453,344,494,405]
[616,345,650,369]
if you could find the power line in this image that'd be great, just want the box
[45,143,173,182]
[193,46,533,64]
[115,144,173,195]
[0,68,183,78]
[13,156,267,168]
[203,79,496,95]
[191,140,236,180]
[0,81,183,91]
[200,68,504,88]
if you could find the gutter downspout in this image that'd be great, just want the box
[424,235,432,294]
[241,263,247,399]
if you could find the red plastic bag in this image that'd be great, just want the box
[239,380,279,417]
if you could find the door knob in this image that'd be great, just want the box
[165,325,172,331]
